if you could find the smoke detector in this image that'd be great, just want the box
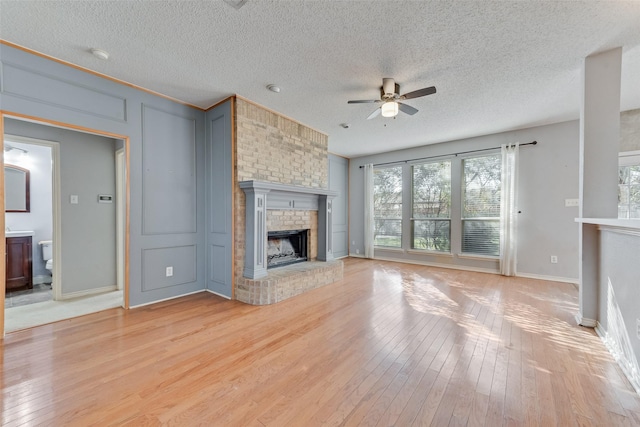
[90,48,109,60]
[224,0,248,9]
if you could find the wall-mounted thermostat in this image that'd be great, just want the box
[98,195,113,204]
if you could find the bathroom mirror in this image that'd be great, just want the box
[5,164,30,212]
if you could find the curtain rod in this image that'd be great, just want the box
[358,141,537,169]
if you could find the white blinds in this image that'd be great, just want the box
[462,154,501,256]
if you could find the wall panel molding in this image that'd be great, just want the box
[1,61,127,122]
[141,104,197,235]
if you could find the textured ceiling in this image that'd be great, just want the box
[1,1,640,157]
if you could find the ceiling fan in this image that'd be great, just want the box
[348,78,436,119]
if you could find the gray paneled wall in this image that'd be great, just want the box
[141,105,197,235]
[1,43,206,307]
[205,100,233,297]
[328,154,349,258]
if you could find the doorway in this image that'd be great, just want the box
[2,115,129,334]
[4,136,55,307]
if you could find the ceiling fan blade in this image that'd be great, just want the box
[401,86,436,100]
[348,99,380,104]
[398,102,419,115]
[366,108,381,120]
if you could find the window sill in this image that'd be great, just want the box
[374,247,404,253]
[406,249,453,258]
[456,253,499,261]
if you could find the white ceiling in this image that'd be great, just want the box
[1,1,640,158]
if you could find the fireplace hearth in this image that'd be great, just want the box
[267,229,308,268]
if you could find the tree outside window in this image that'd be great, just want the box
[619,164,640,218]
[412,161,451,252]
[373,166,402,247]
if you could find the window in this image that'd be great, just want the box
[462,154,501,256]
[619,164,640,219]
[411,161,451,252]
[373,166,402,247]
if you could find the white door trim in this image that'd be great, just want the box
[115,149,125,296]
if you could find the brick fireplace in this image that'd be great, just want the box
[233,98,343,305]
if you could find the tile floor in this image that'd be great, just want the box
[5,289,124,333]
[4,283,53,308]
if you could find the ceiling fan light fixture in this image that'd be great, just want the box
[381,101,399,118]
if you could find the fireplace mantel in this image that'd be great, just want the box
[239,180,338,279]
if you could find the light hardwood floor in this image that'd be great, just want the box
[2,258,639,426]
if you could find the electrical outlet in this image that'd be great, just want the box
[166,266,173,277]
[70,195,79,204]
[352,240,356,245]
[565,198,579,207]
[550,255,558,264]
[356,249,360,254]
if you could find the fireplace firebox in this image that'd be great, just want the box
[267,229,308,269]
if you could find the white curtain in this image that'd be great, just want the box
[500,143,519,276]
[363,163,375,259]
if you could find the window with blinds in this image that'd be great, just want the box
[373,166,403,248]
[411,161,451,252]
[462,154,501,256]
[619,164,640,218]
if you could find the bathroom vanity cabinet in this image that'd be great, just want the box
[6,236,33,292]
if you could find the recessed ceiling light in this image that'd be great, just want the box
[266,84,281,93]
[90,48,109,60]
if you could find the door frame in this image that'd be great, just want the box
[116,148,125,296]
[1,111,131,337]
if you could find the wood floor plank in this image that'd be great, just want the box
[2,258,639,426]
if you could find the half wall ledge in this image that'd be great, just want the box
[236,260,344,305]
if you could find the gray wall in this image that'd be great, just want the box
[597,228,640,391]
[5,119,117,295]
[205,100,233,297]
[349,120,580,281]
[328,153,349,258]
[4,140,52,281]
[1,43,206,306]
[621,108,640,153]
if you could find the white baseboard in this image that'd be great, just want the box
[60,285,117,300]
[575,313,597,328]
[205,289,232,300]
[367,254,499,275]
[516,272,578,285]
[33,275,52,285]
[129,289,206,309]
[595,321,640,397]
[348,255,579,284]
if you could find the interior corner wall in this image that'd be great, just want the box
[349,120,580,281]
[204,99,234,298]
[328,153,349,258]
[0,43,207,307]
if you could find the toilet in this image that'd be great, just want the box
[40,240,53,273]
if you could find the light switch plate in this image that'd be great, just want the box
[70,195,79,204]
